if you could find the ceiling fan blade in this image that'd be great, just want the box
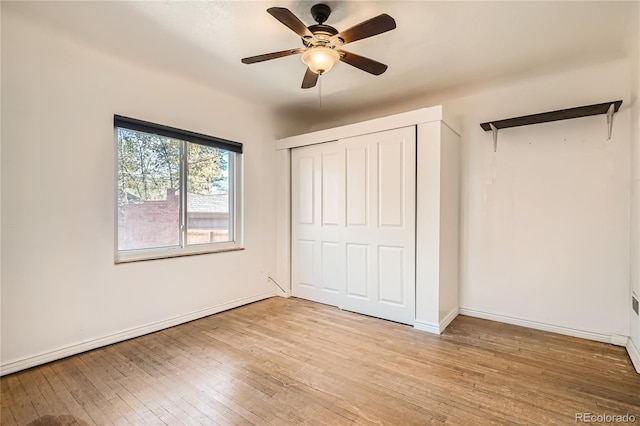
[267,7,316,41]
[301,67,318,89]
[337,50,388,75]
[333,14,396,45]
[241,48,304,64]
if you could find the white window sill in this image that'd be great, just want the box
[115,243,244,264]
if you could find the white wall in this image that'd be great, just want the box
[452,61,631,340]
[1,7,278,373]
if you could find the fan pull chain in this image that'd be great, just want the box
[318,73,323,108]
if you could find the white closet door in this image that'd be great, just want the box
[291,141,345,307]
[341,126,416,324]
[291,126,416,325]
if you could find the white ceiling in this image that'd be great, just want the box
[7,1,639,124]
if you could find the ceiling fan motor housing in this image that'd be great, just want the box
[304,24,339,47]
[305,4,339,46]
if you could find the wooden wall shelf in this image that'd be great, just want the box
[480,100,623,152]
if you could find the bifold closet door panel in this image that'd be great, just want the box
[291,141,345,307]
[340,126,416,325]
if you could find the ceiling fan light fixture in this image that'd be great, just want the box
[242,5,396,89]
[301,46,340,75]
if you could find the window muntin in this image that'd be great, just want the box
[115,116,242,262]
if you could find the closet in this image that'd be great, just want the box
[275,106,460,333]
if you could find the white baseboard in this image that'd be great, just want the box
[0,291,276,376]
[439,308,459,333]
[459,308,627,346]
[413,319,440,334]
[610,334,630,346]
[414,308,460,335]
[627,339,640,374]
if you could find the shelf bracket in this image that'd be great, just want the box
[606,103,615,140]
[490,123,498,152]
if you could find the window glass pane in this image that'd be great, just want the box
[117,128,180,250]
[186,144,231,245]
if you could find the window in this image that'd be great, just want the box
[114,115,242,262]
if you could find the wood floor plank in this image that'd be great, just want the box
[36,364,97,425]
[1,297,639,425]
[3,374,40,424]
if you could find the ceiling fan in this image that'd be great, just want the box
[241,4,396,89]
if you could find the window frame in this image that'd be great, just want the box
[114,115,243,263]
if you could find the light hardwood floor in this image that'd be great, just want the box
[1,297,639,425]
